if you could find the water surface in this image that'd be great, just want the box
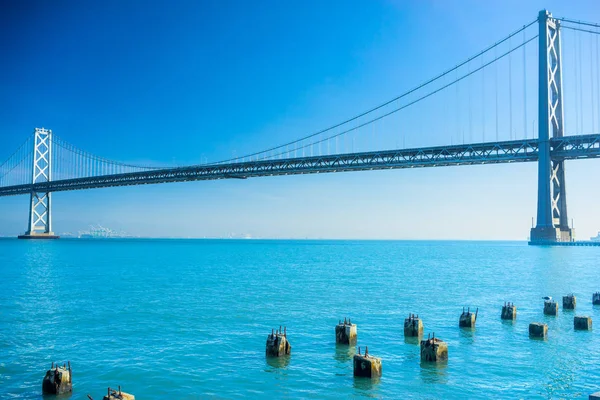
[1,239,599,399]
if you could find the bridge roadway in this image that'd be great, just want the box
[0,133,599,197]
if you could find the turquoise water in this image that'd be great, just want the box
[1,239,599,399]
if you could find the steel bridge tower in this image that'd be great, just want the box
[18,128,59,239]
[530,10,574,244]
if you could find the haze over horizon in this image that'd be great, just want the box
[1,0,599,240]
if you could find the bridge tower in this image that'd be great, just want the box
[530,10,574,244]
[18,128,59,239]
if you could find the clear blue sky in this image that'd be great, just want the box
[1,0,599,239]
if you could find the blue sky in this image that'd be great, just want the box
[1,0,599,239]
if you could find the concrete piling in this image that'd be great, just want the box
[42,361,72,395]
[529,322,548,339]
[404,313,423,337]
[593,292,600,305]
[102,386,135,400]
[266,326,291,357]
[543,300,558,316]
[574,316,592,330]
[459,307,477,328]
[563,294,576,310]
[420,333,448,362]
[353,346,382,378]
[501,302,517,320]
[335,318,357,345]
[590,391,600,399]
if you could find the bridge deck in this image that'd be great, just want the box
[0,134,598,197]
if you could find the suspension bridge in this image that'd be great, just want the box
[1,10,599,244]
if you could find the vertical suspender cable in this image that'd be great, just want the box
[381,117,384,150]
[597,34,600,132]
[495,45,499,141]
[9,149,13,185]
[592,34,596,133]
[335,128,338,154]
[509,36,513,140]
[16,144,20,185]
[398,99,403,148]
[578,30,584,132]
[19,145,22,185]
[574,31,579,133]
[482,56,486,141]
[24,147,29,183]
[317,135,320,157]
[468,61,472,142]
[456,68,460,144]
[396,100,400,147]
[402,110,405,148]
[17,144,21,185]
[320,133,323,156]
[372,117,375,151]
[15,144,18,185]
[14,145,18,185]
[523,28,528,139]
[22,144,25,185]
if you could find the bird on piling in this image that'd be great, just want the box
[542,296,553,301]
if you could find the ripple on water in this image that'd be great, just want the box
[0,239,599,398]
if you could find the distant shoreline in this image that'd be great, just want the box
[0,236,528,242]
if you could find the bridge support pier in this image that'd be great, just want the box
[18,128,59,240]
[530,10,573,245]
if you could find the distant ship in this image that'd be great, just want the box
[591,232,600,242]
[78,225,129,239]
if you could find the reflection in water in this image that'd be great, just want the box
[43,393,72,400]
[265,355,290,370]
[334,343,356,364]
[529,336,548,342]
[459,327,475,344]
[404,336,422,345]
[420,360,448,384]
[353,375,381,397]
